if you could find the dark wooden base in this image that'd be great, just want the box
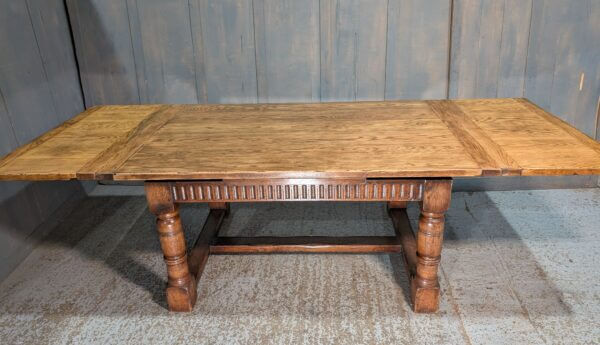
[187,202,432,312]
[147,179,451,314]
[211,236,402,254]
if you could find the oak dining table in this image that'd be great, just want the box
[1,98,599,313]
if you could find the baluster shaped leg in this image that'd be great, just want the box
[146,182,197,312]
[412,179,452,312]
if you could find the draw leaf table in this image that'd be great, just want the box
[1,99,599,313]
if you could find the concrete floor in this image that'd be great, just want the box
[0,188,599,344]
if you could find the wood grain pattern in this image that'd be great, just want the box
[145,181,197,312]
[77,105,176,179]
[210,236,402,254]
[0,105,162,180]
[171,179,425,203]
[428,100,521,176]
[1,99,600,181]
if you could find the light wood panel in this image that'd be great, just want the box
[0,106,162,180]
[1,99,599,181]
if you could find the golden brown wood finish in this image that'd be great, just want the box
[0,105,164,180]
[77,106,178,179]
[210,236,402,254]
[145,182,197,312]
[389,180,452,313]
[1,99,600,180]
[188,207,226,279]
[413,179,452,312]
[428,100,521,176]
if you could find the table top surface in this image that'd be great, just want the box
[1,98,599,181]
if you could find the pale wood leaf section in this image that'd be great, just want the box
[0,105,163,180]
[0,99,599,181]
[455,98,600,176]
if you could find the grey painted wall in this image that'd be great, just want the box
[0,0,86,281]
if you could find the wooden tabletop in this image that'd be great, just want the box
[0,98,599,181]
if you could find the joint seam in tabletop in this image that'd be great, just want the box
[427,100,522,176]
[76,105,179,180]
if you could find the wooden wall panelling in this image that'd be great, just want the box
[526,0,600,138]
[67,0,139,106]
[385,0,451,100]
[253,0,320,102]
[189,0,258,104]
[450,0,532,98]
[320,0,387,101]
[0,1,85,281]
[26,0,85,123]
[496,0,533,98]
[0,1,61,144]
[553,0,599,137]
[128,0,198,103]
[25,0,86,220]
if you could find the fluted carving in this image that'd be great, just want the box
[171,179,424,203]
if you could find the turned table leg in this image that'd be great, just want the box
[145,182,197,312]
[412,179,452,312]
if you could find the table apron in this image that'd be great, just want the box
[169,179,427,203]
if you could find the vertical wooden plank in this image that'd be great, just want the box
[474,1,505,97]
[130,0,198,103]
[450,0,503,98]
[125,0,149,104]
[526,0,599,137]
[67,0,139,106]
[0,95,18,155]
[385,0,450,100]
[524,0,561,110]
[253,0,320,102]
[0,1,60,144]
[450,0,532,98]
[27,0,85,122]
[189,0,258,104]
[320,0,387,101]
[572,0,600,138]
[547,1,588,128]
[496,0,532,97]
[449,0,481,98]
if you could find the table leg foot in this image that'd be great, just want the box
[412,179,452,313]
[146,182,198,312]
